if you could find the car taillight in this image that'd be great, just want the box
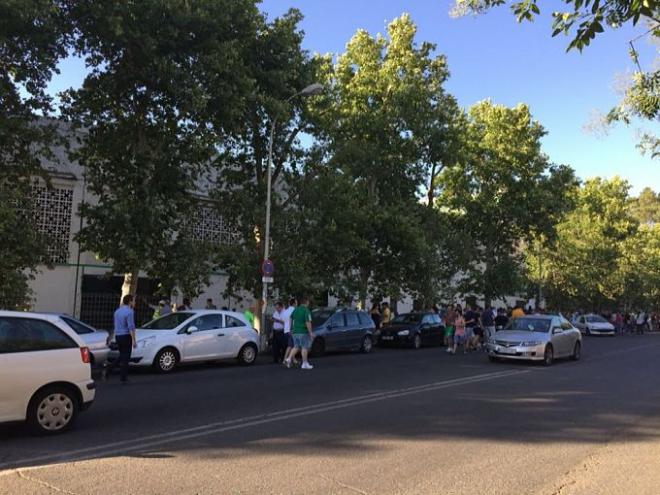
[80,347,91,364]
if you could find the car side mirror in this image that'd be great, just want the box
[186,326,197,334]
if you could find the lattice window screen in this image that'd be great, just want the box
[191,205,239,245]
[31,185,73,264]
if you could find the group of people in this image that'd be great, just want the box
[271,298,315,370]
[441,304,511,355]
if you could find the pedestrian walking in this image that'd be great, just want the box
[177,298,192,311]
[381,302,392,326]
[450,308,466,355]
[243,306,256,327]
[104,294,136,383]
[370,304,382,330]
[271,301,287,364]
[481,305,496,342]
[444,304,455,351]
[205,298,217,310]
[511,304,525,319]
[494,307,509,330]
[636,310,647,334]
[284,297,314,370]
[464,305,478,351]
[282,298,297,366]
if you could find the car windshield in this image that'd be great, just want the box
[505,318,551,333]
[142,312,193,330]
[391,314,423,324]
[586,315,607,323]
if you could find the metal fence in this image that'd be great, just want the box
[80,293,158,331]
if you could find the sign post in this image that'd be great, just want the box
[259,259,275,351]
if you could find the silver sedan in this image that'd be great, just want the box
[486,314,582,366]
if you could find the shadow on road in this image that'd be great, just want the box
[1,334,659,471]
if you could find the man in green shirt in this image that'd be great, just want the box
[284,297,314,370]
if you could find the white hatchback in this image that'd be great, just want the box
[0,311,96,434]
[109,310,259,373]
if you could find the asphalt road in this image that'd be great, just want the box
[2,333,660,495]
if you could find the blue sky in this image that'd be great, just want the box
[47,0,659,194]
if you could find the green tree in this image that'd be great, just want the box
[630,186,660,224]
[209,8,321,303]
[306,14,461,305]
[438,100,578,304]
[525,177,642,311]
[62,0,259,300]
[0,0,71,308]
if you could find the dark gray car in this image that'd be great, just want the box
[310,309,375,356]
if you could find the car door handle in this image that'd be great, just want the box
[217,333,225,337]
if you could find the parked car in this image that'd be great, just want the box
[379,312,444,349]
[573,314,615,336]
[0,311,95,434]
[309,309,375,356]
[50,314,110,367]
[486,314,581,366]
[109,310,259,373]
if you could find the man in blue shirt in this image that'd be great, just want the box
[105,294,137,383]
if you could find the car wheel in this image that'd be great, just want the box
[571,341,581,361]
[27,386,79,435]
[412,333,422,350]
[311,337,325,357]
[154,347,179,373]
[543,345,554,366]
[360,335,373,354]
[238,343,258,365]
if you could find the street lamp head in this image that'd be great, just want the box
[299,83,324,97]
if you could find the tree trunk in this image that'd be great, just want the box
[120,268,139,304]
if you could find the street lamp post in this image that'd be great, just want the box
[260,83,323,349]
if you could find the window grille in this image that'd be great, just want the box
[190,205,239,246]
[31,185,73,264]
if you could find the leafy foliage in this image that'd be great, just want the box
[62,0,260,297]
[0,0,70,308]
[524,178,659,311]
[451,0,659,51]
[437,101,578,303]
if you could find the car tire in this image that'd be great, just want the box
[311,337,325,357]
[237,343,258,365]
[360,335,373,354]
[571,341,581,361]
[153,347,179,373]
[543,345,554,366]
[412,333,422,350]
[27,386,79,435]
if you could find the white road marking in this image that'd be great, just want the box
[0,368,528,473]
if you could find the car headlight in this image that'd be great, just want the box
[521,340,544,347]
[137,336,156,348]
[397,330,410,336]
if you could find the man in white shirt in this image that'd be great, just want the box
[282,298,297,366]
[271,301,286,363]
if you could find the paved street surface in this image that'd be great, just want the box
[2,334,660,495]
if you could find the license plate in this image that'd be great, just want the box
[381,336,394,341]
[499,347,517,354]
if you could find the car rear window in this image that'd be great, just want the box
[61,316,95,335]
[0,317,78,354]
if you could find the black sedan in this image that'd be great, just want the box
[378,312,444,349]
